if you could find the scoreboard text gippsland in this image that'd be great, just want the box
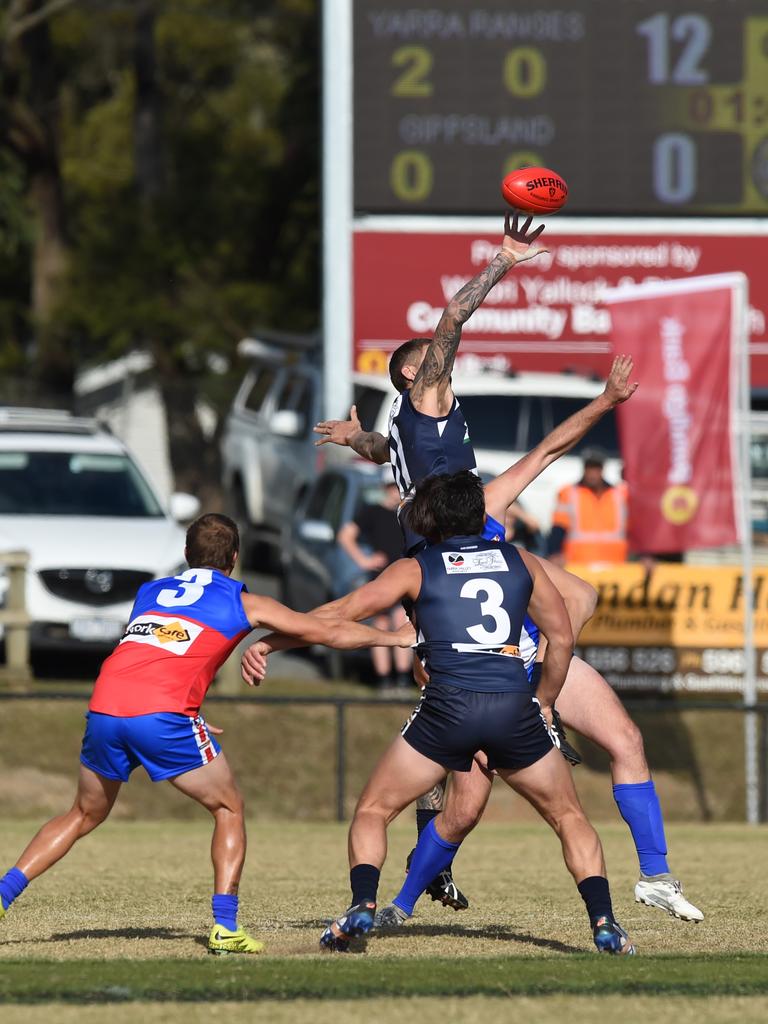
[353,1,768,215]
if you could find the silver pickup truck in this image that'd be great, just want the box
[220,340,323,566]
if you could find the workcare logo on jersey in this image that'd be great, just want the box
[442,550,508,574]
[120,615,204,654]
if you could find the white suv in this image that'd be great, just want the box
[349,372,622,531]
[0,409,200,661]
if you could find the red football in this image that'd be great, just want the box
[501,166,568,214]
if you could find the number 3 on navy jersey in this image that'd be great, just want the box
[460,578,511,645]
[157,568,214,607]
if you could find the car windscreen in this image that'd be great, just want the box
[0,451,164,517]
[453,395,523,451]
[547,397,620,457]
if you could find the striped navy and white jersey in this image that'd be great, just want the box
[387,390,477,500]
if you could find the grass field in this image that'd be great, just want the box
[1,818,767,1021]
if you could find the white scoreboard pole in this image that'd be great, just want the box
[734,273,760,825]
[321,0,354,420]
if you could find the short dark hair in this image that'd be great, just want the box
[389,338,429,392]
[408,471,485,543]
[185,513,239,570]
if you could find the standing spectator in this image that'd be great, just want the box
[337,471,413,690]
[547,448,628,568]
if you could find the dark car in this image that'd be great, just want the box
[281,461,395,677]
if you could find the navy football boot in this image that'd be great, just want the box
[592,915,636,955]
[319,901,376,952]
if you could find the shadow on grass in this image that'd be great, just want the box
[284,918,581,954]
[373,923,582,955]
[3,927,199,945]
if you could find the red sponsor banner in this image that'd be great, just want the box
[353,228,768,384]
[608,277,742,553]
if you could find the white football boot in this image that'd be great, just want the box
[634,874,704,922]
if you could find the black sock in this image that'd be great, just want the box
[577,875,614,924]
[350,863,380,906]
[416,808,439,837]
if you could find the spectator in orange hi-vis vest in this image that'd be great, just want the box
[547,448,628,568]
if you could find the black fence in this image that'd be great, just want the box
[1,692,767,823]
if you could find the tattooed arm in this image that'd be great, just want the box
[409,211,547,417]
[314,405,389,464]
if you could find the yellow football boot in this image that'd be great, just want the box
[207,923,264,956]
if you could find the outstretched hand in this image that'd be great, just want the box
[603,354,639,406]
[500,209,548,264]
[314,405,362,448]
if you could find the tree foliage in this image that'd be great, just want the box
[0,0,319,494]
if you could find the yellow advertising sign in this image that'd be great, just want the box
[572,564,765,648]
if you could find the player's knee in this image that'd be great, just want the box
[75,801,110,834]
[608,717,647,771]
[570,578,598,627]
[542,802,585,837]
[442,800,483,840]
[355,792,399,826]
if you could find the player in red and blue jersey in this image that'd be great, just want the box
[0,514,414,954]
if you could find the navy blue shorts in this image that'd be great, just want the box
[401,683,553,772]
[80,711,221,783]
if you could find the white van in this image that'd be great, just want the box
[349,371,622,532]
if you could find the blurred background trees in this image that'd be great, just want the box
[0,0,319,497]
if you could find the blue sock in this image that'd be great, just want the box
[0,867,29,911]
[212,893,239,932]
[393,818,460,916]
[613,779,670,876]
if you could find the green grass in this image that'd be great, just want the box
[1,954,768,1003]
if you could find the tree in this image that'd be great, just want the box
[0,0,320,501]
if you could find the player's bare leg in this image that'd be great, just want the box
[555,656,703,921]
[170,752,262,955]
[377,758,492,929]
[496,748,635,954]
[0,765,121,921]
[321,736,445,951]
[169,752,246,894]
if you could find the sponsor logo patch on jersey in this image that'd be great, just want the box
[120,614,204,654]
[442,549,509,574]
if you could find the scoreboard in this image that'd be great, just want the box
[354,1,768,215]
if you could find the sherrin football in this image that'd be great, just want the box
[501,166,568,214]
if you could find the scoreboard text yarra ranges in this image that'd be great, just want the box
[354,1,768,215]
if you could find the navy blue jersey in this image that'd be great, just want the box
[387,391,477,499]
[414,536,533,692]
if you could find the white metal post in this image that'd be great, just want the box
[734,275,759,824]
[321,0,354,420]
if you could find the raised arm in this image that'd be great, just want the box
[517,549,574,721]
[314,404,389,464]
[484,354,637,522]
[410,211,547,417]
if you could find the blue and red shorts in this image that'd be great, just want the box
[80,711,221,783]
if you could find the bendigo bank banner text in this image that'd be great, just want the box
[569,564,768,694]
